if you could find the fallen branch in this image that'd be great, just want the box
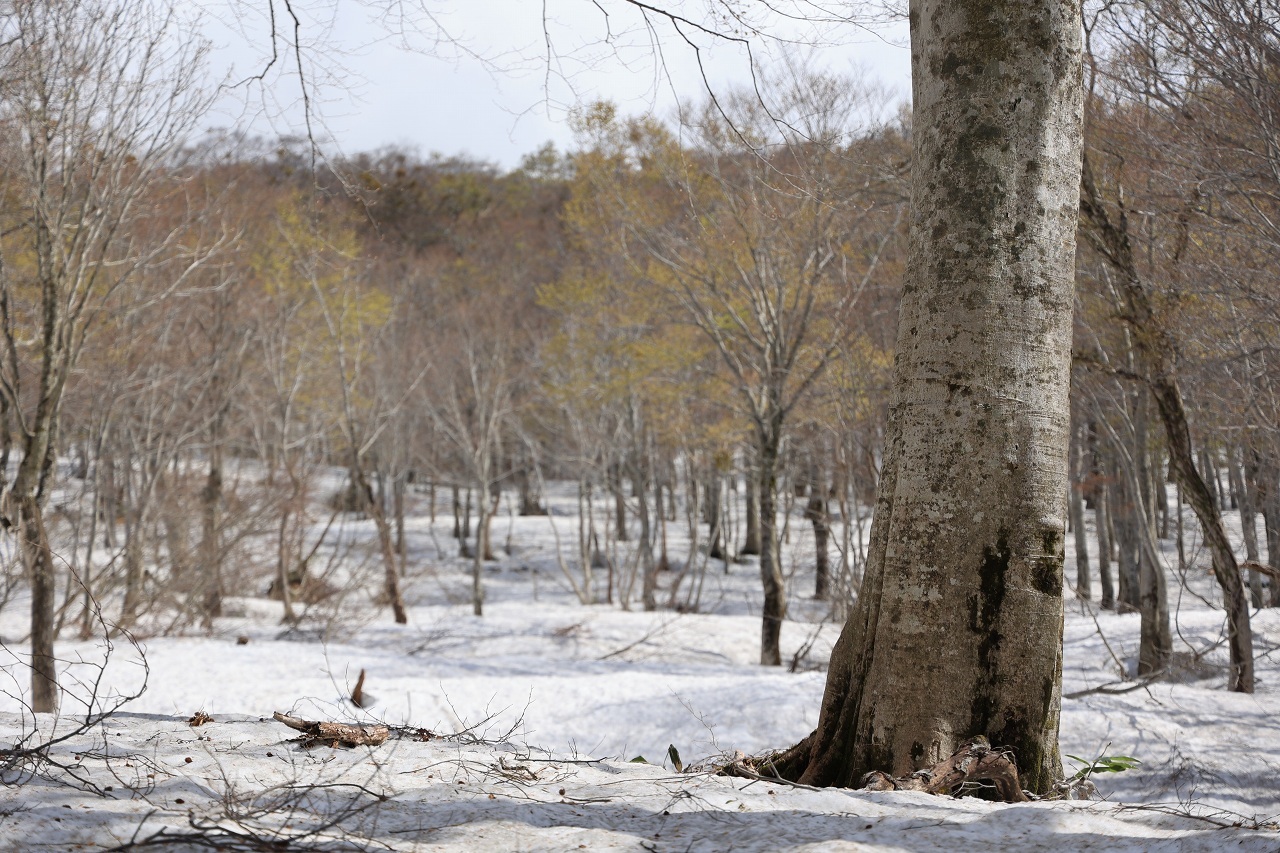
[597,615,681,661]
[861,737,1029,803]
[1065,670,1165,700]
[720,759,823,791]
[271,712,389,748]
[1242,560,1280,580]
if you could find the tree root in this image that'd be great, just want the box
[724,736,1029,803]
[861,737,1028,802]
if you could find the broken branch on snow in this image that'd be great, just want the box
[272,712,389,748]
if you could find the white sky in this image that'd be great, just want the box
[197,1,911,169]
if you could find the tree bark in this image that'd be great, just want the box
[780,0,1083,793]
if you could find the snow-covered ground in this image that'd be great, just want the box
[0,480,1277,850]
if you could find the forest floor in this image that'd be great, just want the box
[0,481,1277,850]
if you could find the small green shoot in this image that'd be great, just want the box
[1066,753,1141,782]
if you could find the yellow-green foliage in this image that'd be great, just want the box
[250,194,391,430]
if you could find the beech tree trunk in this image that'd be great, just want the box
[778,0,1083,793]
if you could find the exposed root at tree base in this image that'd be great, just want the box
[723,736,1029,803]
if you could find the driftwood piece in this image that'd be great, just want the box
[861,737,1029,803]
[272,712,389,748]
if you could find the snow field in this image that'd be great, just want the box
[0,479,1276,849]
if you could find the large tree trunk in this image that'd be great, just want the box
[779,0,1083,793]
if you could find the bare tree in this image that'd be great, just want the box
[0,0,214,711]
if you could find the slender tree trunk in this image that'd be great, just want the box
[806,463,832,601]
[638,458,657,612]
[120,493,149,628]
[21,496,59,713]
[1081,156,1255,691]
[758,440,786,666]
[1114,480,1139,613]
[482,483,498,561]
[706,474,725,560]
[78,444,103,640]
[780,0,1083,791]
[394,471,407,574]
[462,488,472,541]
[101,449,118,550]
[1108,423,1171,676]
[275,503,297,625]
[655,470,670,573]
[1231,448,1262,607]
[611,463,628,541]
[473,479,487,616]
[1069,422,1091,600]
[451,484,462,539]
[742,469,762,557]
[199,444,224,626]
[355,464,407,624]
[1258,458,1280,607]
[582,478,597,604]
[1095,462,1116,610]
